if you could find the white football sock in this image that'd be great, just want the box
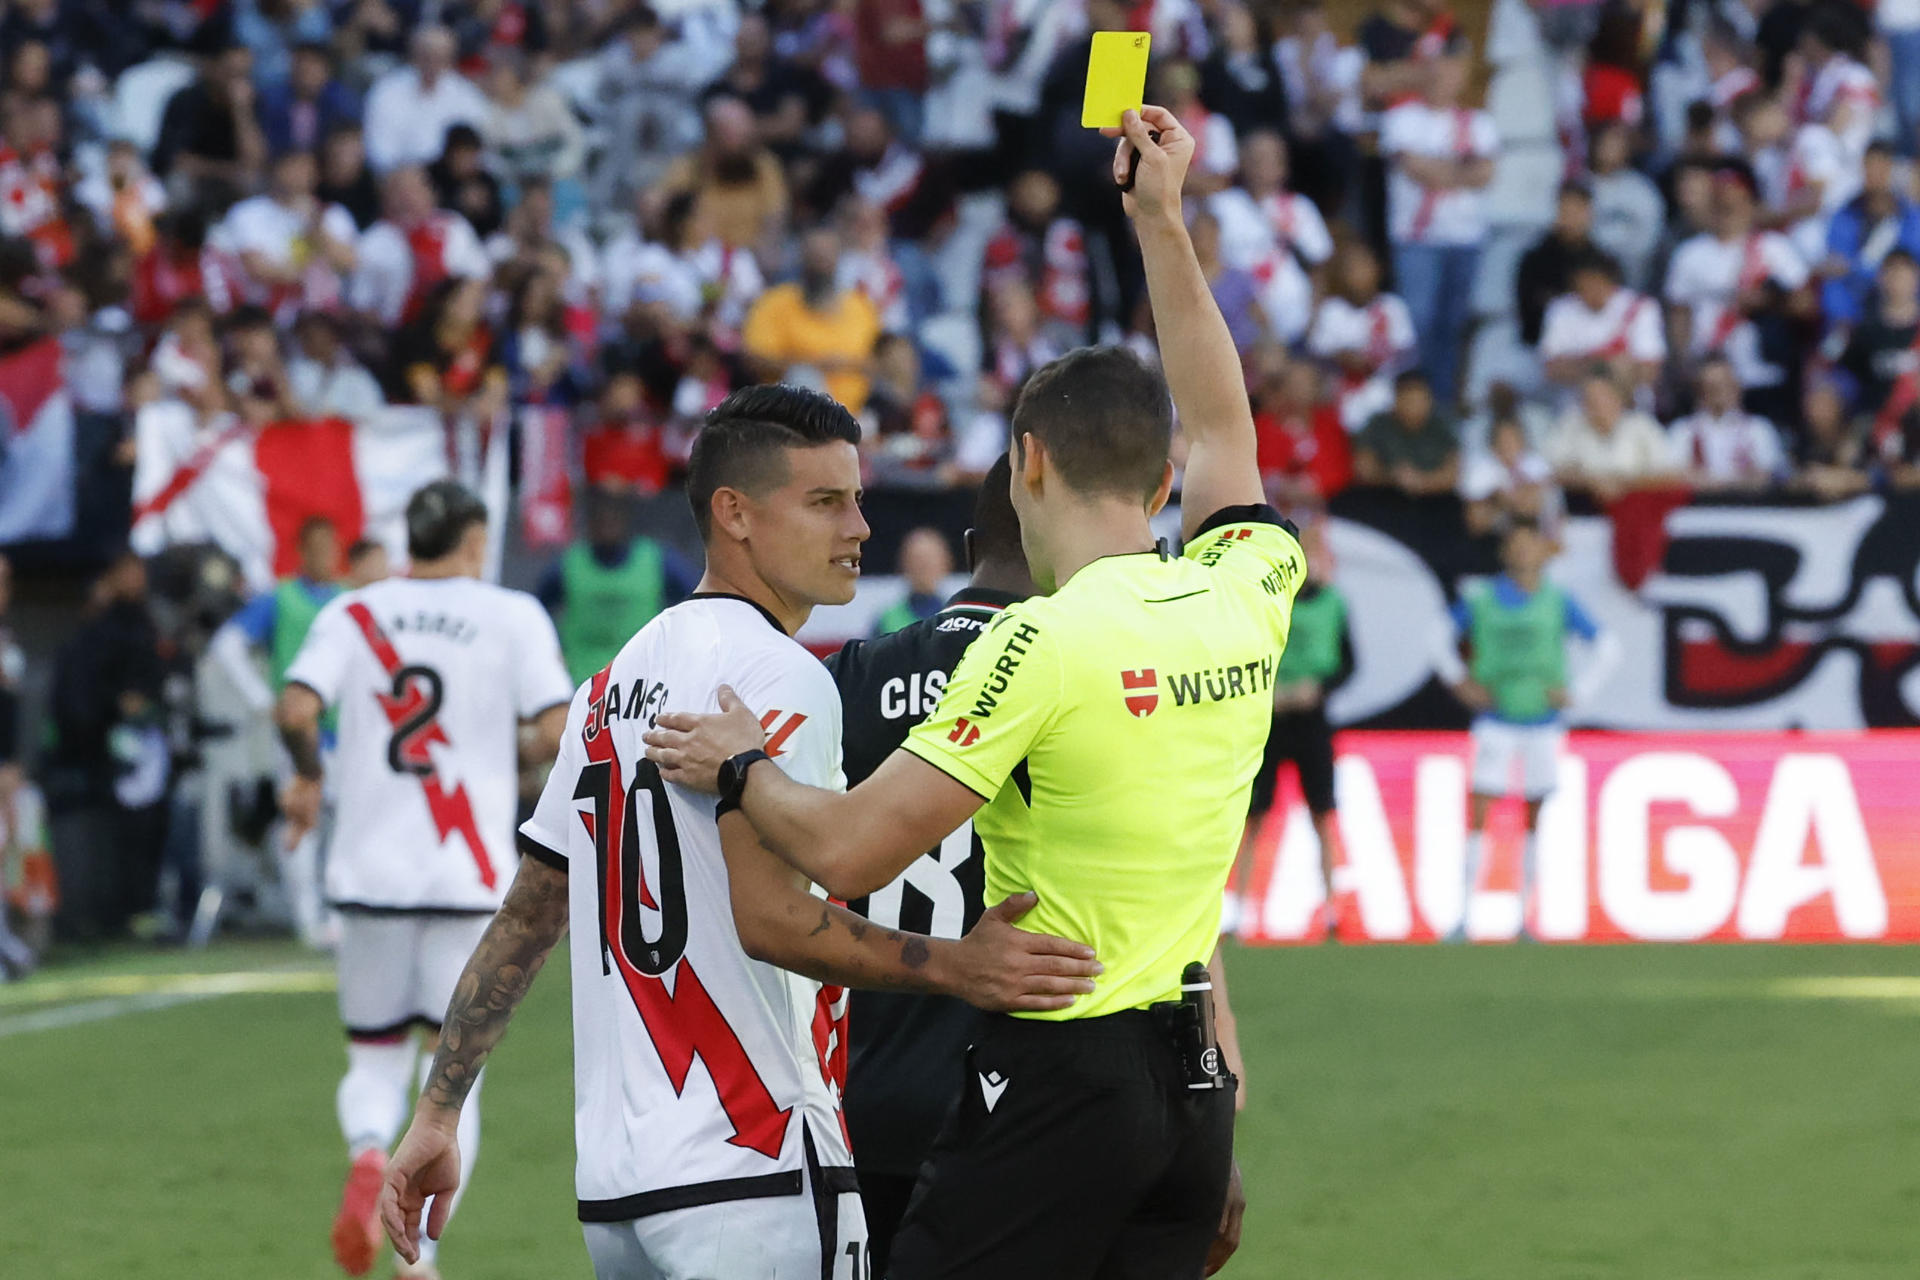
[337,1039,417,1157]
[1461,833,1486,935]
[1521,832,1540,925]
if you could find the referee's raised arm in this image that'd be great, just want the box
[1109,106,1266,541]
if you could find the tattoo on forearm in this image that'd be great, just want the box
[900,936,929,969]
[809,908,832,937]
[279,723,323,780]
[420,864,569,1113]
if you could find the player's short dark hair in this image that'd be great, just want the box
[346,537,383,565]
[406,480,487,561]
[1009,346,1170,501]
[969,453,1024,568]
[686,384,862,540]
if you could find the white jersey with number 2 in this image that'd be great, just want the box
[517,593,857,1218]
[285,576,573,912]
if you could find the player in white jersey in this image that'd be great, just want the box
[376,386,1102,1280]
[277,481,574,1280]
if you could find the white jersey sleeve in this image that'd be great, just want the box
[284,596,356,705]
[508,593,576,718]
[519,687,589,868]
[728,654,845,794]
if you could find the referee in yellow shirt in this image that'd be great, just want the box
[646,106,1305,1280]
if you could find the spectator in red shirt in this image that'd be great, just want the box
[1253,353,1354,510]
[855,0,930,144]
[582,370,677,495]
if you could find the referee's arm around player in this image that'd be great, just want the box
[648,106,1303,1279]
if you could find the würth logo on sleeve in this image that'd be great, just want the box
[948,717,982,747]
[1121,669,1159,717]
[758,710,808,759]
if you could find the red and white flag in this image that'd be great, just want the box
[0,338,76,545]
[130,405,456,589]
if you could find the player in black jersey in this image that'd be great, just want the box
[826,454,1249,1275]
[823,455,1033,1274]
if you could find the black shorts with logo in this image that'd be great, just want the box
[1248,706,1337,817]
[886,1010,1235,1280]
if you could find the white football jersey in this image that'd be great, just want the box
[286,576,572,911]
[518,594,856,1217]
[1381,102,1498,246]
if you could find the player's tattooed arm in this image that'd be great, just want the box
[274,683,326,780]
[417,856,570,1120]
[722,815,1098,1014]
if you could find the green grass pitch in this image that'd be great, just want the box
[5,939,1920,1278]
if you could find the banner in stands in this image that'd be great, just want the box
[127,406,512,589]
[1242,731,1920,944]
[813,494,1920,730]
[1324,495,1920,731]
[0,338,76,545]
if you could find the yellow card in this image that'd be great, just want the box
[1081,30,1152,129]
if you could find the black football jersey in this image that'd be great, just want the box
[824,588,1020,1177]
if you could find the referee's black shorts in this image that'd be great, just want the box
[886,1010,1235,1280]
[1248,706,1337,818]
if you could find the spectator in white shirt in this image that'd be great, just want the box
[1793,10,1880,163]
[286,311,385,419]
[213,149,358,322]
[1462,414,1564,536]
[1667,355,1787,489]
[481,50,588,189]
[1539,250,1665,398]
[1735,89,1855,267]
[1207,130,1333,346]
[1546,369,1681,502]
[1664,169,1810,394]
[1587,121,1665,291]
[1309,240,1417,432]
[1158,57,1238,195]
[1380,53,1497,406]
[600,189,763,333]
[348,166,491,328]
[361,26,489,174]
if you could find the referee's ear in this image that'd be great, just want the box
[1147,461,1174,517]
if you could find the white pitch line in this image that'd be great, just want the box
[0,968,335,1039]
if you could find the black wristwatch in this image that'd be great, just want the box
[715,749,771,816]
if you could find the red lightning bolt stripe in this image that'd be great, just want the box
[580,667,792,1158]
[758,710,808,759]
[344,602,496,890]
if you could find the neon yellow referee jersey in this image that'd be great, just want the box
[902,504,1306,1020]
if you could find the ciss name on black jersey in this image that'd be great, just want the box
[823,588,1021,1178]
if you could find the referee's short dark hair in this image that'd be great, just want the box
[1010,346,1172,502]
[970,452,1024,567]
[406,480,488,561]
[687,383,862,540]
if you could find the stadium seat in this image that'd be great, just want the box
[110,58,197,156]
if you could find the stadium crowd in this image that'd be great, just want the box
[4,0,1920,950]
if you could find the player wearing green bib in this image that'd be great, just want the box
[1433,518,1619,942]
[643,105,1297,1280]
[536,494,698,686]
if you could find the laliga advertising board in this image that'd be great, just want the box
[1241,732,1920,944]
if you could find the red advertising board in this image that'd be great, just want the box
[1240,731,1920,944]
